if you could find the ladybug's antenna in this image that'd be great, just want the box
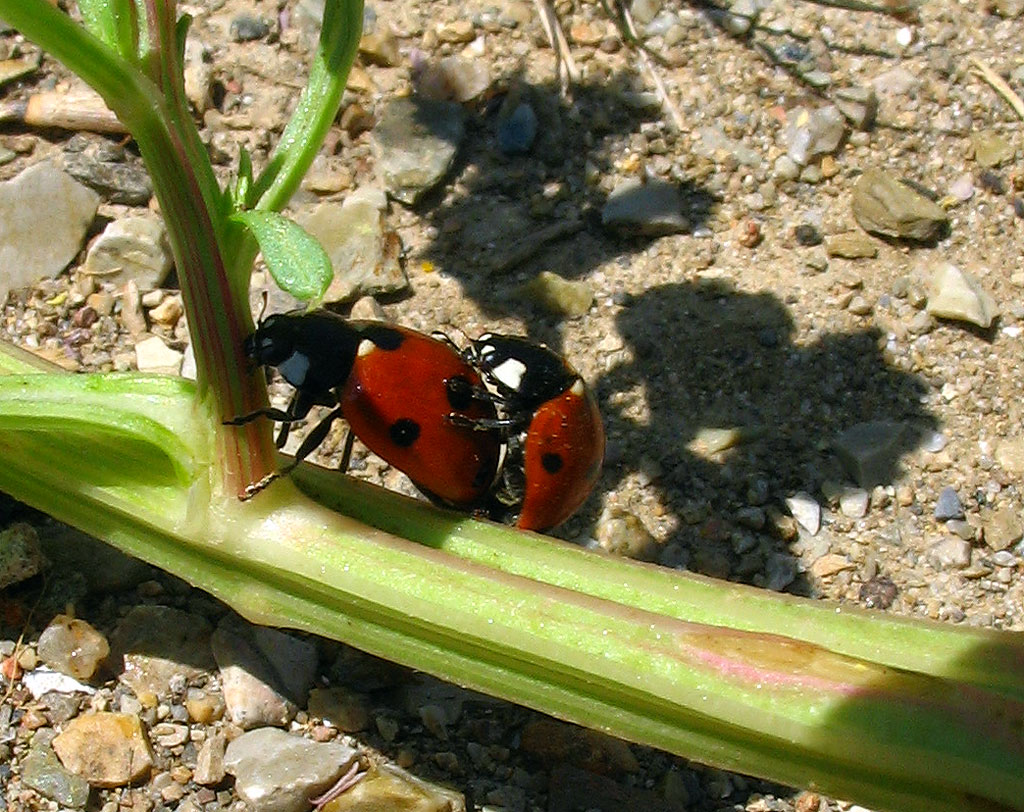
[256,290,269,326]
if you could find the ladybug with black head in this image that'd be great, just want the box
[229,309,502,507]
[448,333,605,532]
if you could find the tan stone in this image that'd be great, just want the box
[53,713,153,787]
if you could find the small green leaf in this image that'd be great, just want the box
[230,211,333,302]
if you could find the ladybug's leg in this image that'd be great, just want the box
[279,405,345,476]
[224,406,294,427]
[446,413,519,431]
[338,431,355,472]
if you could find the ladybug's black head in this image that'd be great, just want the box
[472,333,577,409]
[244,313,295,367]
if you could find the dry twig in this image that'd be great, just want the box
[532,0,579,94]
[970,57,1024,121]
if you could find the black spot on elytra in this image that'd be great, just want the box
[446,375,474,410]
[542,452,564,474]
[389,418,420,447]
[363,325,405,351]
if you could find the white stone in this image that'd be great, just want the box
[926,263,998,328]
[134,335,183,375]
[786,491,821,535]
[82,215,174,290]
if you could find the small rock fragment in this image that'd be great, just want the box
[833,85,878,130]
[372,98,466,205]
[810,553,854,578]
[859,576,897,609]
[925,263,998,328]
[838,488,870,518]
[835,421,909,488]
[934,486,965,521]
[224,727,359,812]
[324,762,466,812]
[518,271,593,317]
[520,718,639,775]
[825,232,878,259]
[0,522,45,589]
[37,615,109,680]
[594,508,659,561]
[851,168,948,241]
[0,161,99,303]
[230,14,270,41]
[22,745,91,808]
[134,335,183,375]
[308,687,371,732]
[82,215,174,290]
[193,733,227,786]
[983,506,1023,551]
[497,101,539,155]
[785,492,821,535]
[602,178,688,236]
[971,130,1015,168]
[53,713,154,787]
[785,105,847,166]
[927,537,972,570]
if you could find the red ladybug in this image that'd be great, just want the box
[451,333,605,531]
[229,310,501,506]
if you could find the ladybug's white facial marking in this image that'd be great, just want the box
[277,352,311,387]
[570,378,585,397]
[357,338,376,357]
[492,357,528,392]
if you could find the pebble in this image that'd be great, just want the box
[21,744,91,808]
[833,85,878,130]
[182,38,213,113]
[36,614,109,680]
[224,727,359,812]
[193,732,227,786]
[810,553,855,579]
[629,0,662,25]
[859,576,897,609]
[838,487,870,518]
[925,263,998,328]
[323,762,466,812]
[995,436,1024,474]
[372,98,466,204]
[851,168,948,241]
[134,335,183,374]
[0,161,99,303]
[763,552,799,591]
[148,295,183,327]
[835,421,909,488]
[52,712,154,787]
[22,666,96,699]
[948,173,975,202]
[601,178,688,235]
[110,605,216,699]
[230,14,270,41]
[436,19,475,43]
[927,536,972,570]
[785,492,821,535]
[359,27,400,66]
[518,271,594,317]
[0,522,44,589]
[934,486,965,521]
[785,105,846,166]
[825,232,878,259]
[497,101,539,155]
[212,616,318,729]
[695,124,762,168]
[990,0,1024,15]
[971,130,1015,168]
[593,507,659,561]
[81,215,174,290]
[983,505,1023,551]
[62,141,153,206]
[296,188,407,303]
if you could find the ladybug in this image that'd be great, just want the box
[450,333,605,531]
[228,310,502,506]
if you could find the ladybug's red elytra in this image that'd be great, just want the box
[450,333,605,532]
[228,310,501,506]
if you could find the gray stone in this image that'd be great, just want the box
[833,86,878,130]
[825,232,878,259]
[416,56,492,103]
[212,617,317,729]
[695,124,762,168]
[971,130,1015,168]
[497,102,538,155]
[37,615,109,680]
[372,98,466,204]
[194,733,227,786]
[785,105,847,166]
[230,14,270,41]
[838,488,870,518]
[927,536,972,570]
[851,168,948,241]
[0,161,99,303]
[926,263,998,328]
[109,606,216,699]
[763,552,798,591]
[0,522,44,589]
[785,492,821,535]
[835,421,909,488]
[871,66,920,97]
[602,178,688,236]
[934,486,965,521]
[62,145,153,206]
[22,746,91,808]
[81,215,174,290]
[296,188,406,303]
[224,727,359,812]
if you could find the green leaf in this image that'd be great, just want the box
[230,211,333,302]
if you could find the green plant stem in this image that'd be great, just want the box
[1,353,1022,812]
